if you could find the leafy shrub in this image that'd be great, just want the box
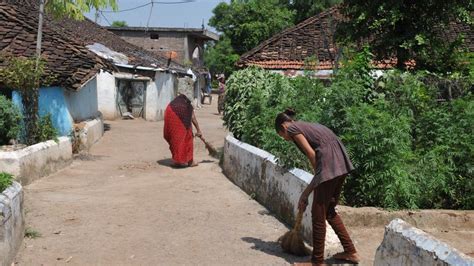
[37,113,58,143]
[0,172,13,192]
[341,101,418,209]
[223,50,473,210]
[0,95,22,145]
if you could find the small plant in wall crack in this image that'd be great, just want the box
[0,172,13,192]
[25,227,42,239]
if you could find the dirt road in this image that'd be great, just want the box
[15,101,314,265]
[14,100,473,265]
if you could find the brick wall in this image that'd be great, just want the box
[112,30,204,66]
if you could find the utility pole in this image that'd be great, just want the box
[36,0,45,60]
[95,9,100,23]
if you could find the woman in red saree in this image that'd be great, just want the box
[163,94,203,167]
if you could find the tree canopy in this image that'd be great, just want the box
[209,0,294,55]
[45,0,118,20]
[204,37,240,78]
[280,0,341,23]
[337,0,473,73]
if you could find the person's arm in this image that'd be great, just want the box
[192,111,202,137]
[292,133,318,211]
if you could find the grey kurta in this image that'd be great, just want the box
[287,121,354,187]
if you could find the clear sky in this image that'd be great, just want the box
[84,0,228,31]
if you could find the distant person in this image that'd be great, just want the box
[206,72,212,94]
[275,109,360,265]
[163,94,203,167]
[217,74,226,114]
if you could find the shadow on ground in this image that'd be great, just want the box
[241,237,310,264]
[157,158,217,168]
[242,237,356,265]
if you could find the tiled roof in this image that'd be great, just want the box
[238,6,473,71]
[50,18,187,72]
[238,7,342,70]
[0,1,113,90]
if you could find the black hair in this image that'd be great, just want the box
[275,108,296,132]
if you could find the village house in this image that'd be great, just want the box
[51,15,194,121]
[0,1,113,136]
[106,26,219,68]
[107,26,220,106]
[1,0,195,137]
[237,7,473,78]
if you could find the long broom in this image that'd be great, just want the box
[278,210,311,256]
[197,135,219,158]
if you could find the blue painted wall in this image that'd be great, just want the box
[13,87,73,136]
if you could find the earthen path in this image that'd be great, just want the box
[15,100,314,265]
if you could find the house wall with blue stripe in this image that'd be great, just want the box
[12,77,99,137]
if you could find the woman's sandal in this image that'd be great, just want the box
[332,252,360,264]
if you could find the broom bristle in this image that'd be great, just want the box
[278,210,310,256]
[198,136,219,158]
[279,230,310,256]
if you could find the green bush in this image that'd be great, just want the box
[0,172,13,192]
[37,113,58,143]
[223,50,473,210]
[0,95,22,145]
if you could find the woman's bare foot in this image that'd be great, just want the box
[332,252,360,264]
[188,161,199,167]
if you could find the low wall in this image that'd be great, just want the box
[222,135,341,253]
[0,137,72,185]
[77,118,104,151]
[375,219,474,266]
[0,182,25,266]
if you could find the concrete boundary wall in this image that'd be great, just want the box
[222,135,341,252]
[0,137,72,185]
[0,182,25,266]
[78,118,104,151]
[375,219,474,266]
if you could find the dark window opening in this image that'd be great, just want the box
[150,33,159,39]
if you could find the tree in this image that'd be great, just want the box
[280,0,342,23]
[209,0,294,55]
[111,20,128,27]
[204,37,240,77]
[207,0,293,76]
[337,0,473,73]
[0,57,53,145]
[45,0,118,20]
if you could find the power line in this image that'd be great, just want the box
[100,0,196,13]
[99,11,112,26]
[146,0,154,30]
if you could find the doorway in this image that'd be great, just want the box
[116,80,147,119]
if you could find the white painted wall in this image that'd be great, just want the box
[375,219,474,266]
[97,70,179,121]
[0,182,24,266]
[151,72,176,121]
[0,137,72,185]
[64,77,100,122]
[96,70,117,120]
[77,118,104,151]
[222,135,341,253]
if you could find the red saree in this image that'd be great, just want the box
[164,95,194,165]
